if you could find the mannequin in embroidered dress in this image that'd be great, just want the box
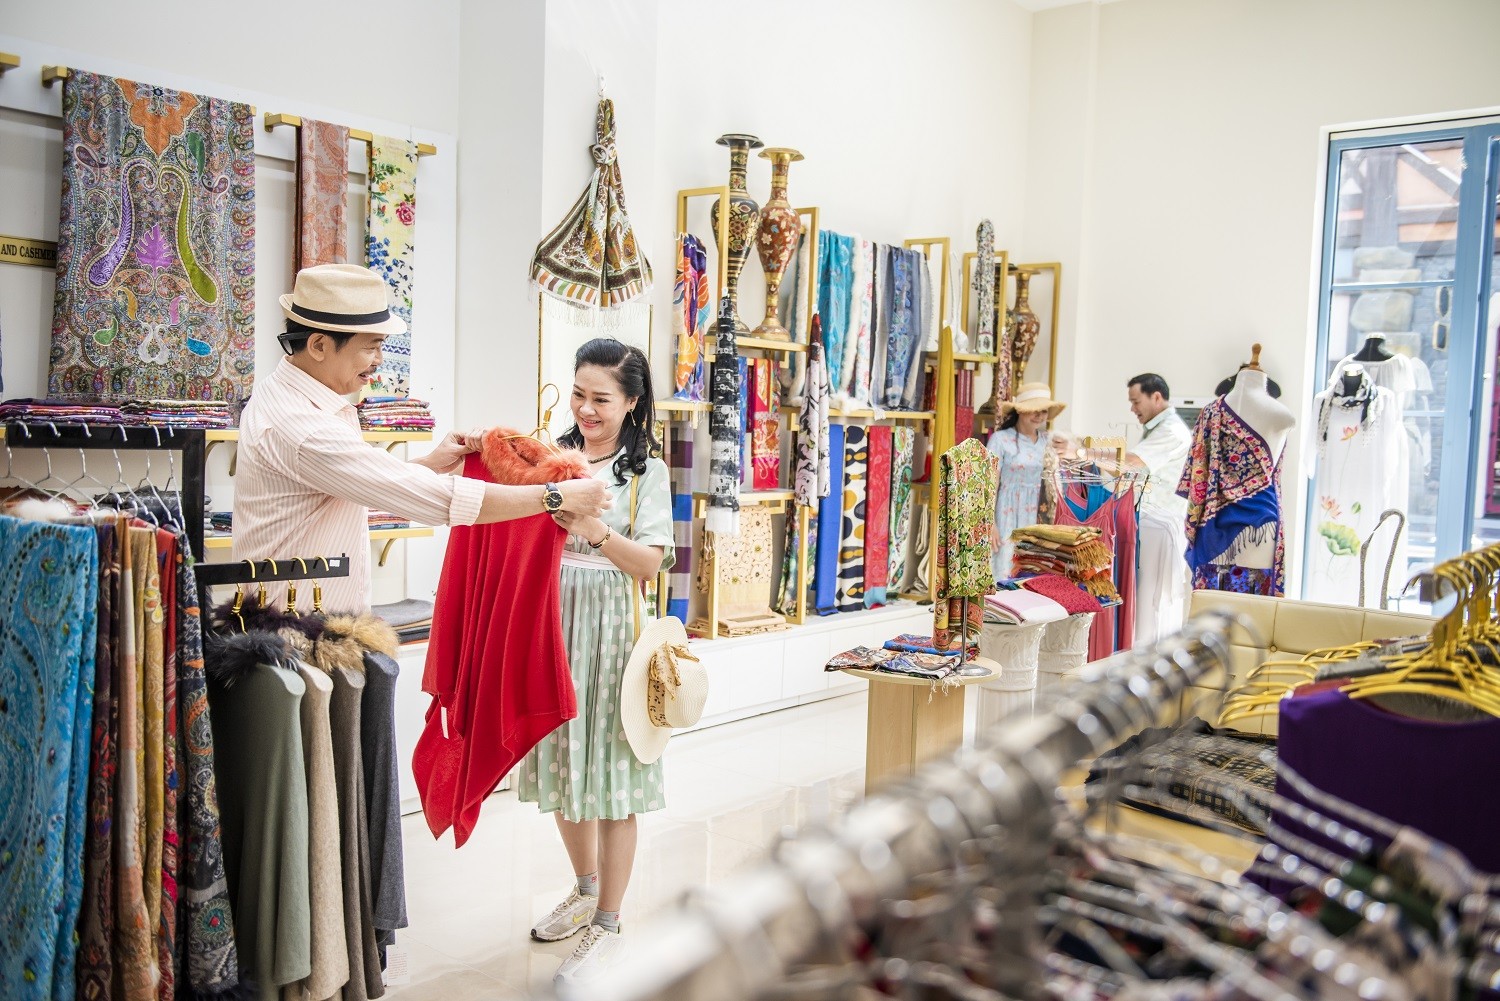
[1214,351,1295,574]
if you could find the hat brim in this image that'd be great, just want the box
[279,294,408,336]
[999,401,1066,420]
[619,616,692,765]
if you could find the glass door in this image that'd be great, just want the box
[1309,122,1500,607]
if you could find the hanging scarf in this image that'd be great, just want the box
[817,232,855,393]
[974,220,996,354]
[173,541,242,996]
[75,524,118,998]
[870,245,891,408]
[1315,365,1384,460]
[668,434,695,620]
[0,516,98,1001]
[672,233,710,402]
[366,134,418,397]
[530,98,652,310]
[49,71,256,411]
[795,315,832,508]
[707,295,742,535]
[836,425,870,612]
[778,231,815,405]
[864,426,893,608]
[295,118,350,273]
[934,439,999,647]
[814,424,848,614]
[888,427,916,588]
[840,238,875,406]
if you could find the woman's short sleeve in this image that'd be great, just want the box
[629,458,677,572]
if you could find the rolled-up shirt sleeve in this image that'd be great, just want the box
[291,425,486,527]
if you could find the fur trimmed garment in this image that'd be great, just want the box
[416,430,589,846]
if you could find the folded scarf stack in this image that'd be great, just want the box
[358,396,436,431]
[0,398,130,425]
[368,511,413,531]
[119,399,235,428]
[1019,573,1105,615]
[1010,524,1119,602]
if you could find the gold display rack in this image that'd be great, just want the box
[0,53,20,76]
[687,491,797,640]
[1015,260,1063,402]
[264,112,438,157]
[205,526,434,566]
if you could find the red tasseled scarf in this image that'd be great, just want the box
[413,428,590,846]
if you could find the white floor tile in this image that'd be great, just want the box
[385,693,870,999]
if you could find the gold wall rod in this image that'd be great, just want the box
[0,53,20,76]
[42,65,258,114]
[264,112,437,157]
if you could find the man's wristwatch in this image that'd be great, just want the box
[542,482,564,514]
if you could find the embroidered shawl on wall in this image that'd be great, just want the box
[974,220,996,355]
[49,71,256,410]
[0,517,97,1001]
[366,135,417,397]
[295,119,350,274]
[672,233,710,402]
[530,98,651,310]
[1176,397,1286,596]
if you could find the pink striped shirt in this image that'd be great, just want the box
[233,358,484,612]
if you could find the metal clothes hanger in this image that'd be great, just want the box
[499,382,564,454]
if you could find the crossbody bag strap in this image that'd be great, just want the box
[630,474,642,641]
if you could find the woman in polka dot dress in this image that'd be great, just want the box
[518,339,675,985]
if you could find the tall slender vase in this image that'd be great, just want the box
[710,133,764,334]
[1010,266,1043,386]
[752,147,804,340]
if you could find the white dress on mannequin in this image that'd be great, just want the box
[1304,366,1408,607]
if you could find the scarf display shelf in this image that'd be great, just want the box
[1,420,209,559]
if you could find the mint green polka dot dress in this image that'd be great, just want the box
[518,455,676,822]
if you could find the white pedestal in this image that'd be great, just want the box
[1039,613,1095,675]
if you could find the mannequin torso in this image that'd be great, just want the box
[1224,369,1295,460]
[1217,369,1295,569]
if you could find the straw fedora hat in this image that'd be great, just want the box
[278,263,407,336]
[620,617,708,765]
[999,382,1066,421]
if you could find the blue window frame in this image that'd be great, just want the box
[1307,120,1500,603]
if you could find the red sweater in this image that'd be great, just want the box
[414,435,588,846]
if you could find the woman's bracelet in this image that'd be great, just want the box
[589,526,612,550]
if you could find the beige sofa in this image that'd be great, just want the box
[1182,591,1433,733]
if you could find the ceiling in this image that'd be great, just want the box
[1011,0,1125,11]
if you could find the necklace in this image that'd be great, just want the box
[586,449,617,464]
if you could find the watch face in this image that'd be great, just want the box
[544,485,563,512]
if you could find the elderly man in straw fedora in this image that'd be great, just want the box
[233,263,610,613]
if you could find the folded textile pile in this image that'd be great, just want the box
[883,632,978,656]
[1010,524,1119,602]
[358,396,435,431]
[824,645,961,682]
[984,589,1068,626]
[119,399,235,428]
[1019,573,1104,615]
[0,398,129,425]
[369,511,412,531]
[208,510,233,536]
[373,597,434,644]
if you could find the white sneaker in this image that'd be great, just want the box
[553,924,625,987]
[530,889,598,942]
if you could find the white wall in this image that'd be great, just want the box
[1023,0,1500,584]
[473,0,1037,422]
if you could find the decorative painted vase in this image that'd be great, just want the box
[752,147,804,340]
[1009,266,1043,386]
[710,133,764,334]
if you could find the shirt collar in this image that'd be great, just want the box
[1143,409,1170,435]
[275,356,355,415]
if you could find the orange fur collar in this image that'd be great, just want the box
[479,428,589,484]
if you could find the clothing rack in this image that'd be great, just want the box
[193,556,352,631]
[543,613,1235,1001]
[1,422,208,559]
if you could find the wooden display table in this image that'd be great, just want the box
[842,663,997,795]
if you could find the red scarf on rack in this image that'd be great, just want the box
[414,431,588,846]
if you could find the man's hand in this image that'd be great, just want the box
[418,427,488,473]
[557,478,611,518]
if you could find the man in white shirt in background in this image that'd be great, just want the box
[1125,373,1192,644]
